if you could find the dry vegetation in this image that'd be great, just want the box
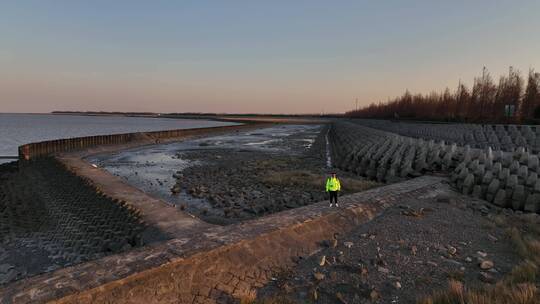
[419,213,540,304]
[419,280,537,304]
[261,170,380,194]
[242,296,296,304]
[347,67,540,123]
[247,210,540,304]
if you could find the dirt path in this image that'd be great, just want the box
[257,183,529,303]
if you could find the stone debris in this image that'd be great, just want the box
[411,245,418,255]
[312,288,318,300]
[479,260,494,270]
[313,272,325,281]
[447,245,457,256]
[487,234,498,242]
[336,292,347,304]
[170,184,181,194]
[479,271,496,283]
[257,186,524,304]
[370,289,380,301]
[476,251,488,258]
[319,255,326,266]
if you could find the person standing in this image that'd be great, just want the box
[326,172,341,207]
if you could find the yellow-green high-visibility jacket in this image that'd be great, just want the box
[326,177,341,192]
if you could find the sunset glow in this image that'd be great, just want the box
[1,1,540,114]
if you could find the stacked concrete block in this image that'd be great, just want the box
[1,159,147,271]
[330,122,460,183]
[351,119,540,153]
[332,120,540,214]
[451,146,540,213]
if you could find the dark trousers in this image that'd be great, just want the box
[328,191,338,204]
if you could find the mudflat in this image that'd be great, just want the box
[90,124,379,225]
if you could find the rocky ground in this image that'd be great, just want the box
[256,183,540,303]
[170,125,380,225]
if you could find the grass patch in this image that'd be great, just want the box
[508,227,532,260]
[419,280,539,304]
[507,261,538,284]
[241,296,296,304]
[261,170,380,193]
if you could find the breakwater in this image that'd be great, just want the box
[18,124,255,161]
[0,174,442,303]
[4,118,532,303]
[330,120,540,213]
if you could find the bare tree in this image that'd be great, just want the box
[521,69,540,120]
[346,66,529,123]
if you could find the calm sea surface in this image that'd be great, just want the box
[0,114,237,160]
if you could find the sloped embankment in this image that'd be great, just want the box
[0,159,156,286]
[330,121,540,213]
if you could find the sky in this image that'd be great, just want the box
[1,1,540,114]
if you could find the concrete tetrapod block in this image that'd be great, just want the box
[511,185,526,210]
[506,174,519,190]
[442,152,453,170]
[524,193,540,212]
[509,160,520,174]
[516,137,528,148]
[534,180,540,193]
[462,174,475,195]
[493,189,508,207]
[528,155,539,170]
[518,165,529,180]
[474,164,485,178]
[492,162,502,175]
[526,173,538,187]
[482,171,494,185]
[519,150,530,163]
[472,185,484,199]
[499,168,510,183]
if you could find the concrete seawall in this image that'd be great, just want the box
[18,124,251,161]
[3,118,515,304]
[0,174,443,303]
[17,116,328,161]
[1,119,450,304]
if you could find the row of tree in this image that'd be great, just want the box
[346,67,540,123]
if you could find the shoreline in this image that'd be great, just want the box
[2,118,539,303]
[90,124,379,225]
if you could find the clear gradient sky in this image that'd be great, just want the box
[1,1,540,114]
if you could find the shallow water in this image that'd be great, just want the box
[88,124,322,209]
[0,113,238,163]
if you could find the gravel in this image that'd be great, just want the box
[257,185,522,303]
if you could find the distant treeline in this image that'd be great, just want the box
[163,113,342,118]
[53,111,343,118]
[346,67,540,123]
[52,111,157,116]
